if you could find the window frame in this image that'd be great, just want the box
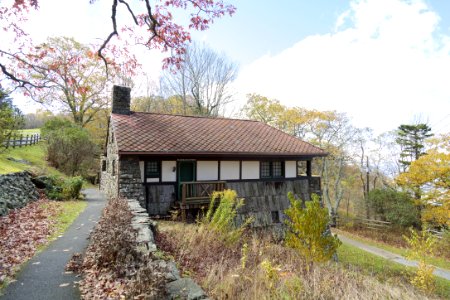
[260,160,285,179]
[145,160,161,180]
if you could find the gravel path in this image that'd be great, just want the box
[1,188,106,300]
[337,234,450,281]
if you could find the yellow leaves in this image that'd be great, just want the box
[404,228,437,293]
[396,137,450,226]
[284,193,341,264]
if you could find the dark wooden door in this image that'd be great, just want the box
[177,161,195,199]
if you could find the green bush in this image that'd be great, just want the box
[43,175,84,200]
[42,118,98,176]
[368,188,420,227]
[284,193,341,266]
[62,176,84,200]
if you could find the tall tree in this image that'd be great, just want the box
[19,37,122,127]
[162,42,238,116]
[396,124,433,172]
[396,134,450,227]
[0,89,24,149]
[0,1,236,89]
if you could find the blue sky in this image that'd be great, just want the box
[8,0,450,134]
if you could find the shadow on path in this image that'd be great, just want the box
[1,188,106,300]
[337,234,450,281]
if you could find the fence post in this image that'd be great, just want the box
[12,134,16,148]
[25,134,29,146]
[19,134,23,147]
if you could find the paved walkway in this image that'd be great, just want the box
[337,234,450,281]
[1,189,106,300]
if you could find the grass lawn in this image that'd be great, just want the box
[335,228,450,270]
[18,128,41,135]
[0,144,64,176]
[44,200,88,245]
[338,242,450,299]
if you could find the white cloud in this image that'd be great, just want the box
[235,0,450,134]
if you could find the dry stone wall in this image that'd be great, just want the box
[127,198,209,300]
[0,171,39,216]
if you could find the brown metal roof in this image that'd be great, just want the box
[111,112,327,157]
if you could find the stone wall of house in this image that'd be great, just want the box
[0,171,39,216]
[228,177,321,228]
[146,184,176,216]
[118,157,146,207]
[100,122,119,199]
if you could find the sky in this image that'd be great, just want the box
[8,0,450,135]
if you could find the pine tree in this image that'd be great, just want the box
[396,124,433,172]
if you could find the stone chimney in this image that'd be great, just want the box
[112,85,131,115]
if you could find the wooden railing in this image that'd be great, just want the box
[181,181,226,222]
[3,134,41,149]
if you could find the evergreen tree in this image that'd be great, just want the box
[396,124,433,172]
[0,89,24,149]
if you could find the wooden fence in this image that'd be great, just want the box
[3,133,41,149]
[336,216,445,239]
[336,215,392,231]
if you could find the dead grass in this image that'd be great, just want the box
[157,221,436,300]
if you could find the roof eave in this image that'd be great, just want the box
[118,150,328,158]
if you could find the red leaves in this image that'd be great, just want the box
[0,196,61,285]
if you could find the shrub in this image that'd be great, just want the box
[43,175,84,200]
[200,189,252,245]
[368,188,420,227]
[62,176,84,200]
[404,228,438,293]
[42,118,98,177]
[284,193,341,266]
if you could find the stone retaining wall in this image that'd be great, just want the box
[0,171,39,216]
[126,198,209,300]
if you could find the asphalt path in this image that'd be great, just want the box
[337,233,450,281]
[1,188,106,300]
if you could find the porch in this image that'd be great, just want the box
[180,181,226,221]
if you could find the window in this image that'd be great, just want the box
[297,161,307,176]
[102,160,106,172]
[112,160,116,176]
[260,161,284,178]
[261,161,271,178]
[145,161,160,178]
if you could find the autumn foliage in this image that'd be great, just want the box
[0,196,61,285]
[79,197,166,299]
[0,0,236,89]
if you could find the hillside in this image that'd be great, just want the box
[0,143,65,177]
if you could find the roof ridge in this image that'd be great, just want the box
[119,111,260,123]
